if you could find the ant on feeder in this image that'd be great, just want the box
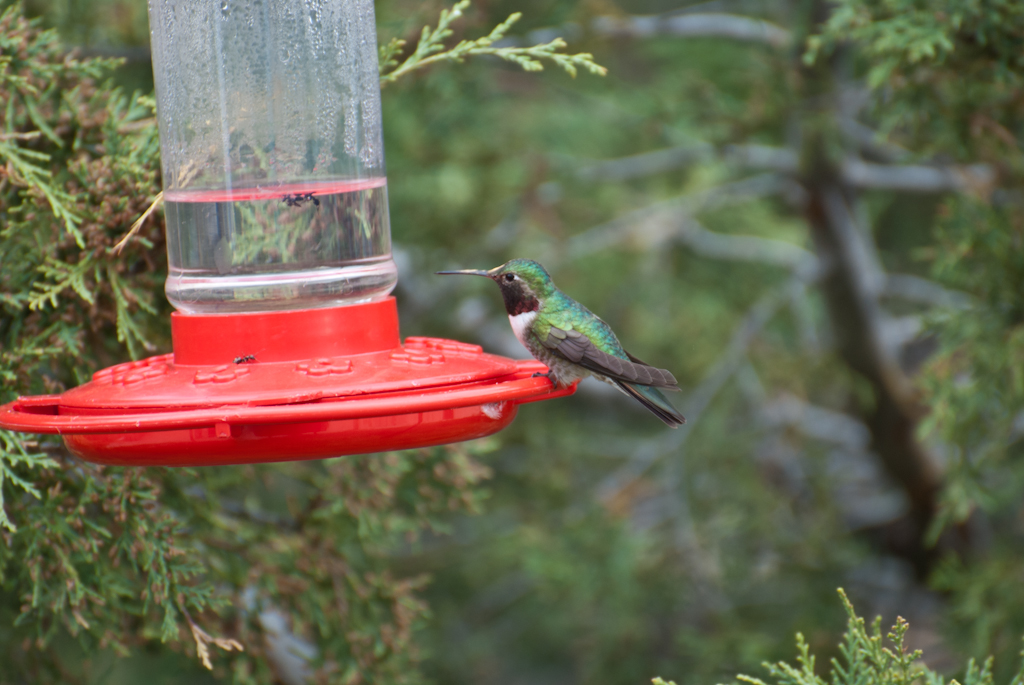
[281,192,320,209]
[233,355,256,364]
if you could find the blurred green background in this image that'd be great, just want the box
[4,0,1024,683]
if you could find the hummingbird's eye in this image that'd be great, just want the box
[504,273,515,282]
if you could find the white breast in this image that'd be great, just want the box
[508,311,537,348]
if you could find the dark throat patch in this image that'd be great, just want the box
[498,281,540,316]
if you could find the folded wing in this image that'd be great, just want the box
[543,327,679,390]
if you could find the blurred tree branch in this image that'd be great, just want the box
[803,160,947,576]
[841,159,996,194]
[595,281,795,508]
[559,0,995,578]
[591,13,791,48]
[568,174,802,259]
[575,143,994,194]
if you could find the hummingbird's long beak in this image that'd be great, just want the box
[436,269,494,278]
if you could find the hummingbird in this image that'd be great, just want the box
[437,259,685,427]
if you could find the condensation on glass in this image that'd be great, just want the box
[147,0,397,313]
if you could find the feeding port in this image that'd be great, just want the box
[0,0,574,465]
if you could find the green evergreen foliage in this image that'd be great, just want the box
[0,2,165,370]
[658,591,1024,685]
[0,2,596,680]
[4,0,1024,682]
[378,0,606,86]
[812,4,1024,670]
[809,0,1024,164]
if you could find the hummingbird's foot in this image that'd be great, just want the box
[531,370,552,380]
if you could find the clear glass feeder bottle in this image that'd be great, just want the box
[148,0,397,313]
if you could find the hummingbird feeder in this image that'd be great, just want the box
[0,0,573,466]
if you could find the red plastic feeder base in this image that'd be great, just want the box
[0,298,574,466]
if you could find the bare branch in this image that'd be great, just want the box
[178,600,243,671]
[576,144,713,182]
[761,393,871,451]
[259,608,316,685]
[568,173,799,257]
[574,143,796,183]
[840,117,910,163]
[805,176,946,575]
[721,143,798,173]
[841,158,995,194]
[787,278,822,351]
[821,185,887,300]
[821,188,937,373]
[568,117,989,200]
[0,131,42,141]
[883,274,973,309]
[675,217,817,272]
[592,13,791,47]
[595,283,792,506]
[880,315,924,353]
[112,190,162,254]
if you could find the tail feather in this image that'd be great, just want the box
[614,380,686,427]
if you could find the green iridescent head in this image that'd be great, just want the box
[436,258,556,315]
[490,259,554,290]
